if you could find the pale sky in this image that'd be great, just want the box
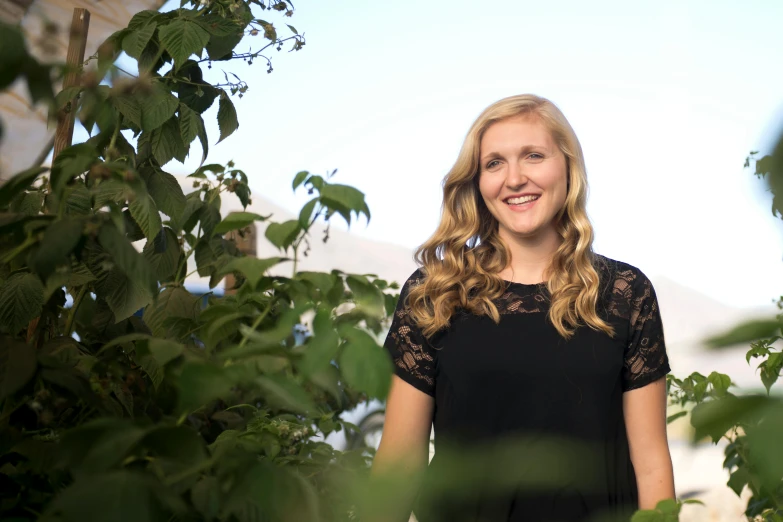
[105,0,783,309]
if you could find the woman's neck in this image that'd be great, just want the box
[497,226,562,284]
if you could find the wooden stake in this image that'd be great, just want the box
[52,7,90,159]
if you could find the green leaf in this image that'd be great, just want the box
[212,211,268,236]
[338,326,392,400]
[196,14,242,36]
[143,286,200,338]
[286,24,298,35]
[727,465,750,496]
[142,116,186,166]
[141,425,206,469]
[139,84,179,132]
[100,271,155,323]
[297,271,336,296]
[299,308,339,377]
[97,225,156,304]
[158,19,210,70]
[111,381,134,415]
[29,218,84,280]
[121,22,157,59]
[9,190,43,215]
[23,60,54,105]
[0,336,37,400]
[123,208,146,241]
[744,400,783,491]
[177,61,219,114]
[136,338,185,388]
[234,182,250,208]
[705,318,781,349]
[191,476,220,519]
[690,395,771,443]
[112,94,142,128]
[148,338,184,367]
[256,374,317,414]
[707,371,732,396]
[760,352,782,394]
[347,274,385,318]
[292,170,309,191]
[320,183,371,224]
[298,198,318,228]
[50,144,99,197]
[178,102,199,145]
[93,180,130,209]
[0,23,27,91]
[171,193,203,233]
[129,192,163,240]
[127,10,159,30]
[64,182,92,216]
[205,31,243,61]
[216,92,239,143]
[0,273,44,335]
[147,169,186,218]
[195,110,209,167]
[143,227,181,281]
[195,238,219,277]
[199,204,221,237]
[218,256,284,289]
[746,341,772,363]
[99,333,152,353]
[178,362,234,412]
[265,220,301,250]
[49,470,166,522]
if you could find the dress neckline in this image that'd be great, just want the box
[502,279,546,288]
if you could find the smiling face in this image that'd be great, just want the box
[477,114,569,244]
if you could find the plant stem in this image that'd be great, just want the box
[108,114,123,154]
[238,303,274,349]
[0,234,37,264]
[65,285,88,336]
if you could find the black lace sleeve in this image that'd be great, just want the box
[621,268,671,391]
[383,269,437,397]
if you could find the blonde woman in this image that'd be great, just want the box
[371,94,675,522]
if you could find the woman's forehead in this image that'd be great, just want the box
[480,116,555,149]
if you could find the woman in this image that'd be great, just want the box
[370,94,675,522]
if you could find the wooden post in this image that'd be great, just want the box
[28,8,89,343]
[52,7,90,158]
[225,224,257,295]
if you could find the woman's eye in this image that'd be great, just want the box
[528,153,543,160]
[486,160,500,169]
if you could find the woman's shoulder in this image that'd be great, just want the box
[593,253,656,297]
[399,267,426,288]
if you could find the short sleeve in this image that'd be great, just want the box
[383,269,438,397]
[622,271,671,392]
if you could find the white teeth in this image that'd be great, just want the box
[506,195,539,204]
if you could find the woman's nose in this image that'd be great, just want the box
[505,161,528,187]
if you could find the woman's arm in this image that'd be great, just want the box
[367,375,435,522]
[623,376,676,509]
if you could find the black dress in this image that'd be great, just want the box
[382,254,671,522]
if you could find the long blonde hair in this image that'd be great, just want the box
[408,94,615,341]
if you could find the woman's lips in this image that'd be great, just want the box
[505,197,539,212]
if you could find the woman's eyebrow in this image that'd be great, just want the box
[480,144,548,163]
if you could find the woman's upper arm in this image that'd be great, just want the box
[379,375,435,456]
[623,376,669,472]
[620,267,672,471]
[378,269,438,457]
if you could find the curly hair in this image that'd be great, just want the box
[408,94,615,341]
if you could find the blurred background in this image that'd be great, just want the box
[3,0,783,520]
